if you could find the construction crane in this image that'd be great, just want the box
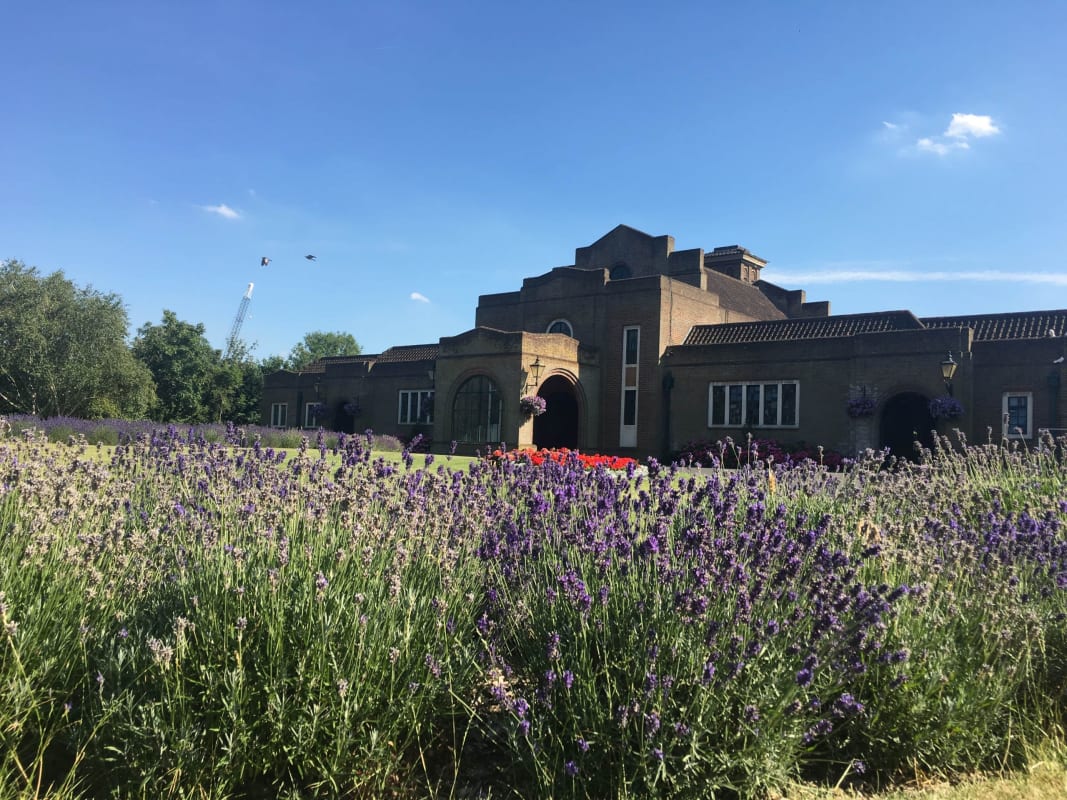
[224,282,254,360]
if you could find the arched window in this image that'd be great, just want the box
[451,375,502,443]
[546,319,573,337]
[609,262,631,280]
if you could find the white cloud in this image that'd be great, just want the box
[410,291,430,303]
[201,203,241,219]
[764,269,1067,286]
[916,137,968,156]
[945,113,1000,139]
[882,121,899,130]
[909,112,1000,156]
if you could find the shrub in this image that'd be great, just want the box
[674,436,847,470]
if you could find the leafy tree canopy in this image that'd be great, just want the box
[287,330,362,370]
[132,310,223,423]
[0,259,155,418]
[259,354,287,375]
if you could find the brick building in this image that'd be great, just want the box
[262,225,1067,459]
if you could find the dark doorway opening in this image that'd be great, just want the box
[533,376,579,450]
[879,392,935,461]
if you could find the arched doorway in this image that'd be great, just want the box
[533,375,579,449]
[879,392,935,460]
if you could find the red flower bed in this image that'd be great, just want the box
[489,447,637,471]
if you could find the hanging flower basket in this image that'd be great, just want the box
[928,395,964,419]
[847,395,877,418]
[343,400,362,417]
[519,395,547,419]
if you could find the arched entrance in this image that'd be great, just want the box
[879,392,935,460]
[533,375,579,449]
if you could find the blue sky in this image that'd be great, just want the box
[3,1,1065,358]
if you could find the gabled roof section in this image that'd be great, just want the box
[683,310,923,346]
[704,271,787,321]
[921,310,1067,341]
[587,223,657,246]
[377,344,440,362]
[573,225,674,273]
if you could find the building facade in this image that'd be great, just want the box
[262,225,1067,459]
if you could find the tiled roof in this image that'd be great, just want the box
[921,310,1067,341]
[299,354,377,374]
[704,271,787,321]
[683,310,923,346]
[377,344,440,362]
[316,354,378,364]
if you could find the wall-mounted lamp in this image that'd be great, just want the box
[427,368,435,383]
[523,357,544,394]
[940,353,958,396]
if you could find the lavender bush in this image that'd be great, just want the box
[1,413,406,453]
[0,419,1065,798]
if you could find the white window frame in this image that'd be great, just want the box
[707,380,800,429]
[619,326,639,447]
[304,402,320,429]
[398,390,434,425]
[1002,391,1033,439]
[270,402,287,428]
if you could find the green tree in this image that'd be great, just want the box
[132,310,223,423]
[217,340,267,425]
[259,354,287,375]
[0,259,156,418]
[287,331,362,370]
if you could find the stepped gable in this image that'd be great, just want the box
[921,310,1067,341]
[683,310,923,346]
[704,270,787,320]
[376,344,440,362]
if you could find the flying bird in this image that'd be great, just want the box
[305,254,317,261]
[260,257,271,267]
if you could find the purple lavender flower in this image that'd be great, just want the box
[547,632,561,660]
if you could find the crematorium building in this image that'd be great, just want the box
[262,225,1067,460]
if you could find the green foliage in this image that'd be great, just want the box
[286,330,361,371]
[132,310,226,423]
[259,354,287,374]
[0,259,156,418]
